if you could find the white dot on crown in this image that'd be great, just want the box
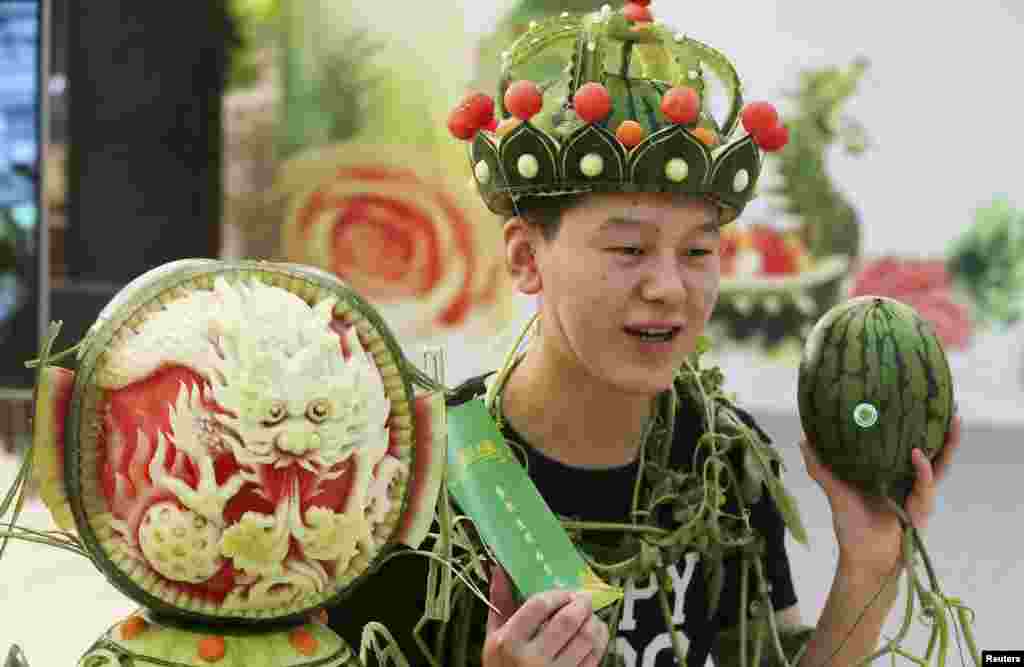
[518,154,540,179]
[665,158,689,182]
[561,11,569,17]
[580,153,604,178]
[733,169,750,192]
[474,161,491,184]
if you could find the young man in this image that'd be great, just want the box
[329,3,962,665]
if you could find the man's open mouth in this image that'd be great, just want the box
[624,326,682,342]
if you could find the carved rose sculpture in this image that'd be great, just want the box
[278,145,511,343]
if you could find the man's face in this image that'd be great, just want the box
[522,192,722,395]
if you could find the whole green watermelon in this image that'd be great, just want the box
[797,295,955,502]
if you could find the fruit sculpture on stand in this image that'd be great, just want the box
[708,59,871,359]
[798,295,981,666]
[0,259,451,666]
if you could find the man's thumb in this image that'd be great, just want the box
[486,563,517,635]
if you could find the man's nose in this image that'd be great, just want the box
[641,256,687,304]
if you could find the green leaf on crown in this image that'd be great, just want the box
[629,125,712,193]
[561,124,628,184]
[471,132,506,194]
[709,135,762,212]
[499,121,561,191]
[471,132,516,217]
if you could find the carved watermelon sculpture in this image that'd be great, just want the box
[24,259,448,666]
[710,223,850,355]
[797,295,954,502]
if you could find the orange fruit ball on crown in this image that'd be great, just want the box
[693,127,718,146]
[616,120,645,148]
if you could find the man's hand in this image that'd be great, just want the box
[482,565,610,667]
[799,411,963,578]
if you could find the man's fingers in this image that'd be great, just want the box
[907,448,937,529]
[932,413,962,484]
[501,589,577,647]
[534,594,592,660]
[486,564,518,636]
[555,614,610,667]
[552,634,594,667]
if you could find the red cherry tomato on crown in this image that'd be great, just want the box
[661,86,700,125]
[741,101,780,136]
[504,80,544,121]
[573,82,612,124]
[754,123,789,151]
[623,2,653,22]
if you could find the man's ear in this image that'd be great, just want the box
[503,217,542,295]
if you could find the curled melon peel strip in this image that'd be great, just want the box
[395,391,447,549]
[0,321,91,561]
[31,364,76,534]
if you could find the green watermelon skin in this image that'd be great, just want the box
[797,295,955,501]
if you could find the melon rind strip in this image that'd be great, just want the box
[31,366,77,533]
[396,392,447,550]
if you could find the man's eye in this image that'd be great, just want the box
[610,247,644,256]
[687,248,713,257]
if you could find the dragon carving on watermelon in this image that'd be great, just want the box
[96,276,403,609]
[2,260,450,666]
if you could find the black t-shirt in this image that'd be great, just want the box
[329,373,798,667]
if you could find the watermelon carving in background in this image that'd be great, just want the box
[845,197,1024,352]
[707,59,870,360]
[848,257,974,350]
[266,0,515,345]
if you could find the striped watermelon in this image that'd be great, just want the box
[797,295,955,501]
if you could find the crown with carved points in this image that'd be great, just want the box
[448,1,790,224]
